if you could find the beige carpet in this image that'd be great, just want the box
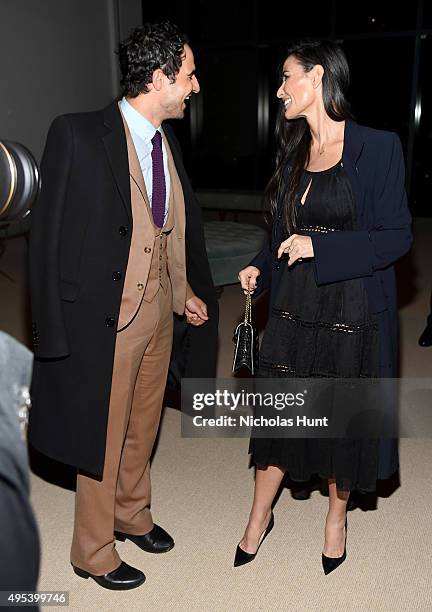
[1,219,431,612]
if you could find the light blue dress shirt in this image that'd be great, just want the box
[120,97,170,223]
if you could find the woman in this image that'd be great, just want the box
[236,39,412,574]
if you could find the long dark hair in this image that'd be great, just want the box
[265,40,354,233]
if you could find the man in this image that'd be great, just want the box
[28,22,218,590]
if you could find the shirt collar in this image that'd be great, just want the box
[120,96,161,142]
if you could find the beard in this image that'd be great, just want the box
[162,97,187,120]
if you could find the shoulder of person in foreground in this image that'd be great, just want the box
[0,331,40,592]
[0,331,33,481]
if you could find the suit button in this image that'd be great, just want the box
[119,226,129,236]
[112,271,122,281]
[105,317,115,327]
[137,283,144,291]
[144,247,151,253]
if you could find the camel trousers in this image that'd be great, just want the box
[70,280,173,575]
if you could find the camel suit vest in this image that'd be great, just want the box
[117,108,189,331]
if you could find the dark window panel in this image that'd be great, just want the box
[341,38,414,149]
[422,1,432,28]
[186,47,259,189]
[141,4,189,31]
[411,35,432,216]
[335,0,418,34]
[258,3,332,40]
[188,0,256,45]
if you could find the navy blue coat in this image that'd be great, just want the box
[249,118,413,480]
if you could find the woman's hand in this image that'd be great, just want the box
[238,266,260,294]
[277,234,314,266]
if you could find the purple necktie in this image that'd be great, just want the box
[151,131,166,228]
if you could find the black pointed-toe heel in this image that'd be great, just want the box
[234,512,274,567]
[322,516,348,575]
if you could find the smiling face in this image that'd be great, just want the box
[277,54,319,119]
[160,44,200,120]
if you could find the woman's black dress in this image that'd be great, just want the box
[249,160,381,493]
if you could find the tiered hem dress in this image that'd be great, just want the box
[249,161,380,493]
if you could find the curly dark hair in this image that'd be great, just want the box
[118,21,189,97]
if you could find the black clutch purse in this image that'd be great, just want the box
[232,289,259,375]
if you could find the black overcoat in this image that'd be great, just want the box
[28,101,218,477]
[250,118,412,480]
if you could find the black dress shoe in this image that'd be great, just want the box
[234,512,274,567]
[322,517,348,575]
[115,524,174,553]
[419,315,432,347]
[72,561,145,590]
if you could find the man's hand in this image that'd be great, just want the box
[277,234,314,266]
[185,296,209,327]
[238,266,260,294]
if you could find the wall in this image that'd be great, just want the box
[0,0,142,162]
